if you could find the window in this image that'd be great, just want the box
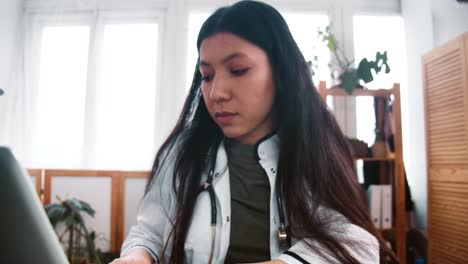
[95,23,159,170]
[282,13,330,86]
[186,12,210,90]
[353,15,406,146]
[32,26,90,168]
[31,15,160,170]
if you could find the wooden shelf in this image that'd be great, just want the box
[320,86,394,97]
[354,152,396,161]
[379,228,395,233]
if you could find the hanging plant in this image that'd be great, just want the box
[318,26,391,94]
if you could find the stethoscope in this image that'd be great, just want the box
[197,140,290,264]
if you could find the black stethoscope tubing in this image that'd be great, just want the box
[197,159,217,226]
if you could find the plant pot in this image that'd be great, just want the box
[371,139,388,157]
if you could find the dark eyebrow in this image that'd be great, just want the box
[199,52,246,67]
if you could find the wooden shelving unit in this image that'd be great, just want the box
[318,81,407,264]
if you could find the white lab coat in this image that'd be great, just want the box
[121,135,379,263]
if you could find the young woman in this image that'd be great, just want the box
[113,1,397,263]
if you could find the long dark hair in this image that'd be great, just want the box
[148,1,397,263]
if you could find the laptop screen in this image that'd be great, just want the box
[0,147,69,263]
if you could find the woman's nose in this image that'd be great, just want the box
[209,75,231,102]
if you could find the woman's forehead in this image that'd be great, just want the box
[199,32,266,64]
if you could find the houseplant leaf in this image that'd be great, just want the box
[357,58,374,83]
[45,204,67,227]
[340,70,359,94]
[79,200,96,217]
[68,198,83,211]
[376,51,391,74]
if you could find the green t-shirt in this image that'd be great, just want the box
[224,139,271,263]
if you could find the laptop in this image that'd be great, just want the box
[0,147,69,264]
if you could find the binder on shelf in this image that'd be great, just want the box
[381,184,392,229]
[367,185,382,228]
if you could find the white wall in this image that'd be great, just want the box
[430,0,468,47]
[0,0,22,94]
[401,0,433,230]
[402,0,468,229]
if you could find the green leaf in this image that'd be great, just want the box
[78,200,96,217]
[356,51,391,84]
[327,34,337,51]
[357,58,374,83]
[45,205,67,227]
[69,198,83,211]
[375,51,391,74]
[44,203,61,211]
[340,70,359,94]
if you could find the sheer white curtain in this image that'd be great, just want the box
[0,11,34,164]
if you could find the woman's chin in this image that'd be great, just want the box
[220,129,241,139]
[219,127,244,140]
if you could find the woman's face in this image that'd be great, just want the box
[199,32,275,145]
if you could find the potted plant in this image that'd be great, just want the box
[45,196,102,264]
[318,26,391,94]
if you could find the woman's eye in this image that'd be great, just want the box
[201,75,213,82]
[231,68,249,76]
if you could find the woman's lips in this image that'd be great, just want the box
[215,112,238,124]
